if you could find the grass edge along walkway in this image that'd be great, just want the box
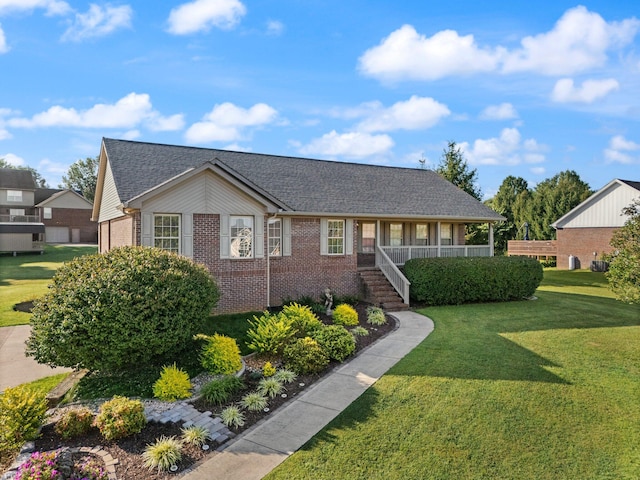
[264,271,640,480]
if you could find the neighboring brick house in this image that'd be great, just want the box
[35,189,97,244]
[551,179,640,269]
[93,138,504,313]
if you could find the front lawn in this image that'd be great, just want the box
[0,245,97,327]
[266,270,640,480]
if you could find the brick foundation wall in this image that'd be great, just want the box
[42,208,97,243]
[556,227,618,269]
[269,218,359,307]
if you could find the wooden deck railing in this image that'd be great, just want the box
[507,240,557,258]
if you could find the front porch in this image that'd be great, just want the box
[356,219,496,306]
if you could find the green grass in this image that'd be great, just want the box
[0,245,97,327]
[266,270,640,480]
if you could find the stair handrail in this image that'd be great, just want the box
[375,245,411,305]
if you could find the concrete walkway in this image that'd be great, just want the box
[182,310,434,480]
[0,325,73,392]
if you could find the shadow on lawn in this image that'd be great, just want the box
[393,291,640,385]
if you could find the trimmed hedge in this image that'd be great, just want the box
[404,256,543,306]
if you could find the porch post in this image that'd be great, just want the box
[489,222,494,257]
[375,220,381,267]
[436,222,441,257]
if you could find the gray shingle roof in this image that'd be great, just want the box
[102,138,503,221]
[0,169,36,190]
[620,179,640,192]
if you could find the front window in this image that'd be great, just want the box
[231,216,253,258]
[7,190,22,202]
[268,218,281,256]
[441,223,453,246]
[154,214,180,253]
[43,207,52,219]
[390,223,403,246]
[416,223,428,246]
[327,219,344,255]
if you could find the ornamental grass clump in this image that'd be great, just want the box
[220,406,245,429]
[273,368,297,384]
[366,306,387,326]
[332,304,359,326]
[351,326,369,337]
[181,425,209,448]
[94,396,146,441]
[241,392,269,411]
[152,363,192,401]
[200,376,245,405]
[257,377,284,398]
[142,435,183,472]
[195,333,242,375]
[55,406,94,439]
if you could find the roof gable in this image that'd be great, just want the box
[36,189,93,209]
[99,138,504,221]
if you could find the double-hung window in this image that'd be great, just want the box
[154,214,180,253]
[390,223,403,246]
[268,218,281,256]
[327,219,344,255]
[230,216,253,258]
[415,223,428,246]
[43,207,52,220]
[7,190,22,202]
[440,223,453,246]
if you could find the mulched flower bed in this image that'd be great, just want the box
[24,303,396,480]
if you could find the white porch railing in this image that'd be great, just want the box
[381,245,491,265]
[0,214,41,223]
[375,245,410,305]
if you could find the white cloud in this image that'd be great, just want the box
[359,24,502,82]
[502,6,640,75]
[460,128,546,166]
[0,24,8,54]
[356,96,450,132]
[479,103,518,120]
[122,129,140,140]
[185,102,277,143]
[266,20,283,36]
[146,113,185,131]
[1,152,25,166]
[0,0,71,16]
[7,92,183,132]
[38,157,68,175]
[300,130,394,158]
[358,6,640,82]
[530,167,546,175]
[604,135,640,164]
[61,4,133,42]
[167,0,246,35]
[551,78,619,103]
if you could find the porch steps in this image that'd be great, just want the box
[358,267,409,312]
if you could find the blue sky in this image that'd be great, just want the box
[0,1,638,199]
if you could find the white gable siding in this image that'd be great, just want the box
[98,161,125,223]
[559,182,639,228]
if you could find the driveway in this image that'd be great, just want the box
[0,325,72,392]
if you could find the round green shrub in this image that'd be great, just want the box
[195,333,242,375]
[26,246,220,373]
[94,395,146,441]
[283,337,329,375]
[55,406,94,439]
[332,304,359,326]
[280,302,323,337]
[153,363,192,401]
[313,325,356,362]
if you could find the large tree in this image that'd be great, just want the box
[435,141,482,201]
[605,199,640,303]
[526,170,592,240]
[0,159,49,187]
[60,156,99,202]
[486,175,530,253]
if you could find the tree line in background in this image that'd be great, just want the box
[434,142,593,254]
[0,156,98,202]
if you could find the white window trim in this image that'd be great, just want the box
[43,207,52,220]
[268,218,282,257]
[321,218,353,256]
[153,214,181,254]
[230,215,254,259]
[7,190,22,202]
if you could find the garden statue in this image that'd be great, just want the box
[324,288,333,316]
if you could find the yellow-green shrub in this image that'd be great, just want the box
[55,406,94,439]
[262,361,276,377]
[153,363,192,401]
[313,325,356,362]
[283,337,329,375]
[332,304,359,326]
[0,385,48,455]
[281,303,323,337]
[195,334,242,375]
[94,396,146,441]
[247,311,295,355]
